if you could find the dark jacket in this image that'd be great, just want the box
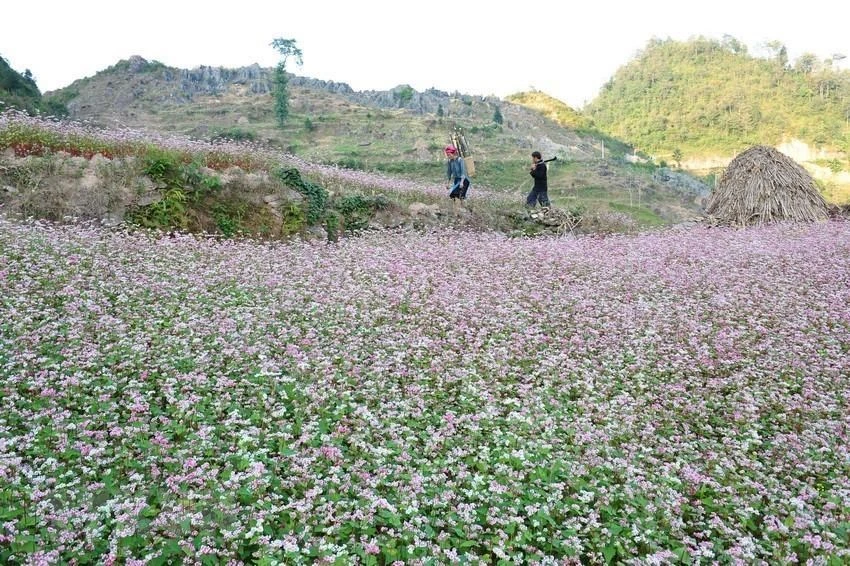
[530,161,548,191]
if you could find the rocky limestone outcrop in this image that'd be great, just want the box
[174,63,272,96]
[77,56,495,117]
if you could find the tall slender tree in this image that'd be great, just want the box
[270,38,303,127]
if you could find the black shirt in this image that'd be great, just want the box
[530,161,548,191]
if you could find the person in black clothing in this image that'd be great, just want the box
[526,151,550,209]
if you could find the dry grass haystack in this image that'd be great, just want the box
[706,145,829,225]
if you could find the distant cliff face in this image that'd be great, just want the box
[174,62,273,95]
[61,56,494,118]
[176,64,494,117]
[335,85,499,117]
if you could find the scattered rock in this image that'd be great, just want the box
[262,189,302,203]
[137,192,162,206]
[284,188,303,201]
[179,63,272,96]
[408,202,439,217]
[265,205,283,219]
[126,55,150,73]
[102,213,124,227]
[2,185,18,195]
[303,225,328,242]
[135,176,157,193]
[243,172,271,190]
[373,209,408,229]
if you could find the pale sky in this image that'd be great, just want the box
[3,0,849,108]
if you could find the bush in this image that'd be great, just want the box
[128,150,226,231]
[334,193,389,233]
[395,86,415,106]
[212,202,246,237]
[42,98,69,117]
[325,210,341,242]
[273,167,328,224]
[128,187,189,230]
[211,128,257,142]
[334,157,364,170]
[281,202,307,236]
[142,148,181,184]
[335,194,389,215]
[493,107,503,124]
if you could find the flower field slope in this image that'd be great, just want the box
[1,217,849,564]
[0,110,514,205]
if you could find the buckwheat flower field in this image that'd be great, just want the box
[1,217,849,564]
[0,110,512,204]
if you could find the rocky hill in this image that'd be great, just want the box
[59,55,505,115]
[48,56,606,162]
[41,56,710,224]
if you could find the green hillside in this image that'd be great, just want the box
[0,55,67,116]
[506,91,590,130]
[585,37,850,161]
[0,56,42,114]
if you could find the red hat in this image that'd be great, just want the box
[444,145,457,155]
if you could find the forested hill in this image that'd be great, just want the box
[585,37,850,161]
[0,56,43,115]
[0,55,67,116]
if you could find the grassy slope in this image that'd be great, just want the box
[586,37,850,158]
[47,61,709,224]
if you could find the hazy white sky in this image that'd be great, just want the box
[3,0,849,108]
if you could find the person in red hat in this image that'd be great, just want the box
[444,145,470,212]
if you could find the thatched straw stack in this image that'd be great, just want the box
[706,145,829,226]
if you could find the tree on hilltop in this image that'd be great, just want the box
[271,38,303,127]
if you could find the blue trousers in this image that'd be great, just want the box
[526,187,550,207]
